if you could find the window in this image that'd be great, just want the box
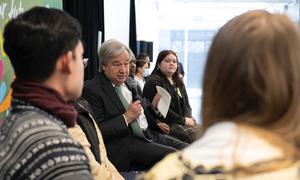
[137,0,300,122]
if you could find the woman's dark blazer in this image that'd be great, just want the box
[143,70,192,125]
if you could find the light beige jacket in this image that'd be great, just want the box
[69,123,124,180]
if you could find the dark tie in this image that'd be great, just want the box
[115,85,147,139]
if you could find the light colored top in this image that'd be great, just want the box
[69,122,124,180]
[141,122,299,180]
[183,122,282,168]
[119,83,148,130]
[135,76,145,91]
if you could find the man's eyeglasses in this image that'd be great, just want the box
[83,58,89,68]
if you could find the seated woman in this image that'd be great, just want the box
[69,97,124,180]
[143,50,201,143]
[136,53,151,79]
[140,10,300,180]
[134,59,149,92]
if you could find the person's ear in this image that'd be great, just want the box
[137,67,142,72]
[58,51,72,74]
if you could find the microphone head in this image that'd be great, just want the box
[129,78,138,101]
[130,78,138,89]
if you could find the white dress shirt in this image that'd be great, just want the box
[117,83,148,130]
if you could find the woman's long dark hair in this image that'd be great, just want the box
[152,50,184,87]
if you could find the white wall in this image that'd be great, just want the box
[135,0,159,72]
[104,0,130,45]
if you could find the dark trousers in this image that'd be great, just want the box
[127,136,175,170]
[109,129,188,171]
[169,124,202,143]
[144,128,188,149]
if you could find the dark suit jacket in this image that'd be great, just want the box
[82,72,160,170]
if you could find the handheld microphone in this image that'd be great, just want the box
[130,79,139,102]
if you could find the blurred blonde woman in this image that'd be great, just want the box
[140,10,300,180]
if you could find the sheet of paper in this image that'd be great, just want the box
[156,86,171,118]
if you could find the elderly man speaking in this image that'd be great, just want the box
[82,39,187,172]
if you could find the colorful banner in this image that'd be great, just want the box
[0,0,62,121]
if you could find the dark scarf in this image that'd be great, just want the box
[12,81,77,127]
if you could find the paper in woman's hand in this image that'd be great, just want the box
[156,86,171,118]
